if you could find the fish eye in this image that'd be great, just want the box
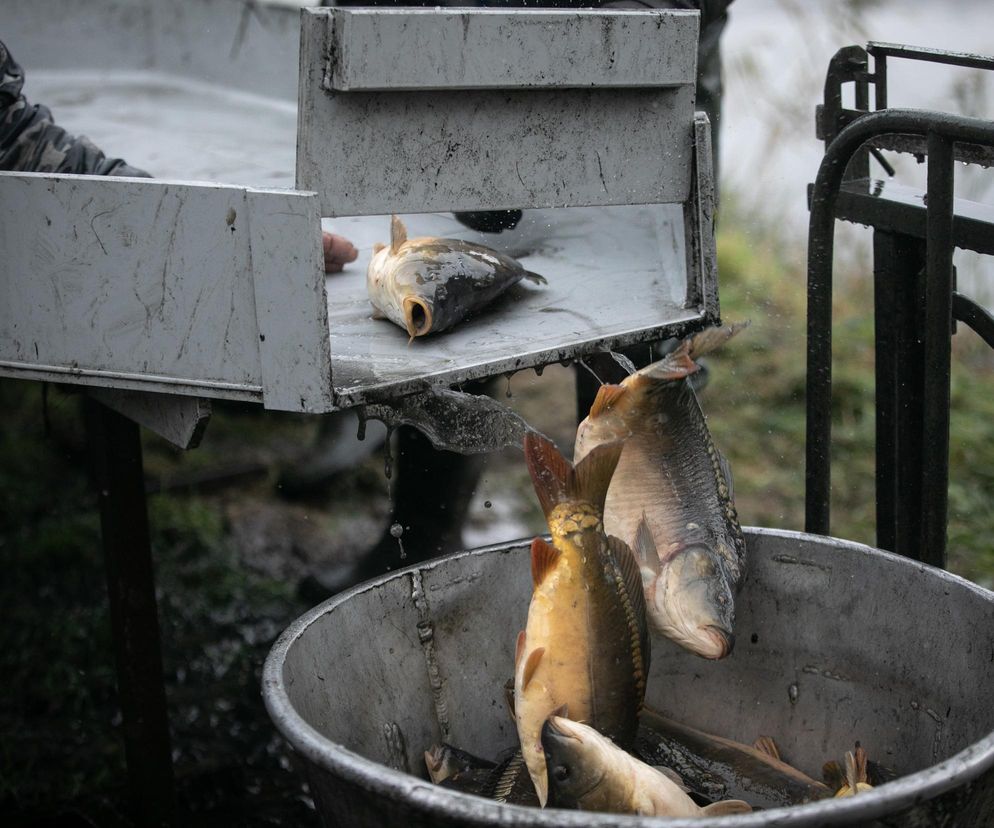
[553,765,570,782]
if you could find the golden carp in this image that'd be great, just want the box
[514,433,650,807]
[574,323,748,659]
[366,215,546,340]
[542,716,753,817]
[637,706,832,808]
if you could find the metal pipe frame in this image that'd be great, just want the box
[805,109,994,567]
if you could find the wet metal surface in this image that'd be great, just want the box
[264,529,994,827]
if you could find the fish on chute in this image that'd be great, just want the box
[574,322,749,659]
[514,433,651,806]
[366,214,546,340]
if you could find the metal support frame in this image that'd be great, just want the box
[85,397,176,828]
[805,109,994,567]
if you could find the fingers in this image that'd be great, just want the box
[322,231,359,273]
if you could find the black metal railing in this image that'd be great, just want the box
[805,107,994,568]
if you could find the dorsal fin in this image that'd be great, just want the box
[522,648,544,690]
[607,534,650,685]
[523,433,622,517]
[531,537,560,586]
[718,449,735,501]
[702,800,753,816]
[390,214,408,254]
[589,383,626,418]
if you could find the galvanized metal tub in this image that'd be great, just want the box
[263,528,994,826]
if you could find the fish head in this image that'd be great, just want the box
[653,543,735,659]
[541,716,611,810]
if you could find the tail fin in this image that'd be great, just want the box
[523,433,622,518]
[523,270,547,285]
[628,338,699,387]
[628,321,749,390]
[686,320,750,361]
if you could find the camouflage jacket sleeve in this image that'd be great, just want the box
[0,40,149,177]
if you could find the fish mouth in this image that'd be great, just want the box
[700,625,735,659]
[402,296,433,338]
[543,716,583,745]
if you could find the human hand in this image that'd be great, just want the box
[322,231,358,273]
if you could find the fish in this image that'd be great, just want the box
[573,323,749,659]
[542,716,753,817]
[825,743,880,797]
[432,746,539,807]
[514,433,650,807]
[636,706,832,808]
[424,742,496,785]
[366,214,546,340]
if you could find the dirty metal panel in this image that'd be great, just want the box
[323,205,701,408]
[248,188,335,413]
[6,0,302,102]
[298,9,697,216]
[87,388,212,450]
[324,8,698,91]
[0,172,330,410]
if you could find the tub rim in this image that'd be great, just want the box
[262,526,994,826]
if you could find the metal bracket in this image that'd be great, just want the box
[88,388,212,450]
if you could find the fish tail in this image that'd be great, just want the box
[523,433,622,517]
[522,270,547,285]
[686,320,750,361]
[628,338,698,386]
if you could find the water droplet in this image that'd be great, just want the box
[484,500,492,509]
[788,683,799,704]
[383,429,394,480]
[505,374,513,398]
[390,523,404,539]
[534,364,545,376]
[356,414,367,441]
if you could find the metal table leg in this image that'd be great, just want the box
[84,397,175,828]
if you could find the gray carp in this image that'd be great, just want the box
[574,323,748,659]
[366,215,546,340]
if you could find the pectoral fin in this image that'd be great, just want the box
[531,537,561,586]
[522,647,544,691]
